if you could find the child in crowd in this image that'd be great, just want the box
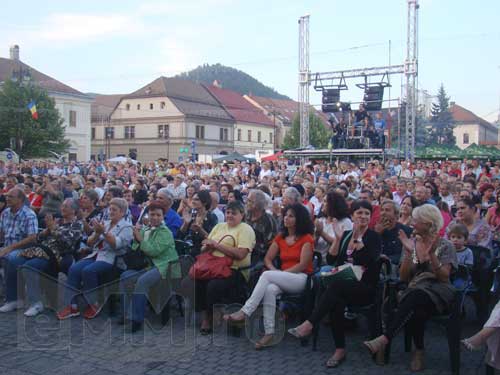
[448,223,474,289]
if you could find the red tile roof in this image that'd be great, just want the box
[0,57,83,96]
[450,103,495,131]
[91,94,125,121]
[205,85,274,126]
[246,94,329,128]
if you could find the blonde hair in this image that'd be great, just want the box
[412,204,443,234]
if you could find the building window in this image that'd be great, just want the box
[150,103,154,110]
[160,102,166,109]
[158,124,169,138]
[247,130,252,142]
[137,104,140,110]
[91,127,96,140]
[69,110,77,127]
[220,128,224,141]
[105,127,114,139]
[257,131,261,143]
[68,153,77,162]
[223,128,228,141]
[125,126,135,139]
[463,133,469,144]
[196,125,205,139]
[269,132,273,145]
[237,129,241,141]
[125,104,130,111]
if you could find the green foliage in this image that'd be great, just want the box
[176,63,290,100]
[282,112,330,149]
[0,79,69,159]
[429,84,455,145]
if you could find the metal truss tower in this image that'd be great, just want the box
[298,1,419,159]
[298,15,310,148]
[405,0,419,160]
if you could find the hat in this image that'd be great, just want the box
[479,183,495,194]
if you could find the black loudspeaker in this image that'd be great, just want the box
[322,89,340,113]
[363,86,384,111]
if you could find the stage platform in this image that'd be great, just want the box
[283,148,385,159]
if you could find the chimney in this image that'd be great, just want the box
[450,101,455,106]
[9,45,19,61]
[212,80,222,88]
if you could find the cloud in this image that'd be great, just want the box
[37,13,144,42]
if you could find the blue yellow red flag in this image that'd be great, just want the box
[27,100,38,120]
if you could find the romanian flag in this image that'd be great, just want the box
[27,100,38,120]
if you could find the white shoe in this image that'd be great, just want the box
[0,300,23,313]
[24,302,44,317]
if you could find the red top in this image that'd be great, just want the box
[274,233,314,274]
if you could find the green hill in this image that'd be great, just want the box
[176,63,290,100]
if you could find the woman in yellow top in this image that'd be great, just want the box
[196,200,255,334]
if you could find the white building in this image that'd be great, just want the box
[0,45,92,161]
[450,102,498,149]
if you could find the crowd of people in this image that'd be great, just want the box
[0,156,499,371]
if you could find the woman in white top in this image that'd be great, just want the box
[314,191,353,262]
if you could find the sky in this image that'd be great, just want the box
[1,0,499,122]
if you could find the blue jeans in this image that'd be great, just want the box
[4,250,27,302]
[22,254,74,304]
[64,259,114,306]
[120,268,162,323]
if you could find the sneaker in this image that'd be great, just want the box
[57,305,80,320]
[24,302,44,317]
[0,300,23,313]
[83,303,103,320]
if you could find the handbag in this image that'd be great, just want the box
[188,235,235,280]
[123,250,149,271]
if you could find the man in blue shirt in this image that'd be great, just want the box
[156,188,182,238]
[373,112,386,148]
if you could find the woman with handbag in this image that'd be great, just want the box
[18,198,83,317]
[288,200,381,368]
[363,204,457,372]
[118,200,178,333]
[57,198,133,321]
[191,200,255,335]
[224,203,314,350]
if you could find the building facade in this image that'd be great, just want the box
[0,46,92,161]
[450,103,498,149]
[91,77,234,162]
[205,84,274,156]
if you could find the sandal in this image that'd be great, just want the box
[363,336,387,355]
[461,338,480,352]
[326,354,346,368]
[410,350,425,372]
[288,327,311,339]
[255,334,274,350]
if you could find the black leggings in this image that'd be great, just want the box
[385,289,437,350]
[193,271,246,313]
[309,279,374,349]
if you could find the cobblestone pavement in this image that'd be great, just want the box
[0,299,495,375]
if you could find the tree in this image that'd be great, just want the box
[0,79,69,159]
[282,112,330,149]
[429,84,455,145]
